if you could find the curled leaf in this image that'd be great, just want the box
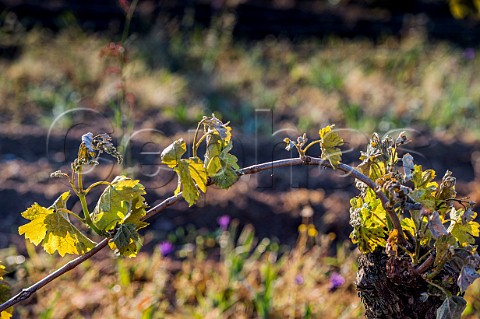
[402,153,414,182]
[73,132,122,171]
[202,114,232,143]
[284,138,295,152]
[428,211,448,239]
[457,264,480,293]
[161,138,187,168]
[436,170,457,200]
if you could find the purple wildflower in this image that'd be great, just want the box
[217,215,231,231]
[464,48,475,60]
[295,274,304,285]
[328,272,345,291]
[159,241,174,257]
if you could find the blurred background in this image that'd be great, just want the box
[1,0,480,318]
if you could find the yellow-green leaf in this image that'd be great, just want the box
[205,133,223,172]
[187,157,207,193]
[108,223,142,257]
[401,217,416,237]
[123,195,149,230]
[92,176,147,232]
[161,138,187,168]
[50,191,71,210]
[18,203,95,256]
[319,125,344,169]
[174,158,207,206]
[208,141,239,189]
[448,208,480,246]
[349,189,387,253]
[412,165,437,189]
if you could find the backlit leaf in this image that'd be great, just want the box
[92,176,147,232]
[108,223,142,258]
[448,208,480,246]
[174,157,207,206]
[209,142,239,189]
[18,203,95,256]
[349,189,387,253]
[161,138,187,168]
[319,125,344,169]
[401,217,416,237]
[412,165,436,189]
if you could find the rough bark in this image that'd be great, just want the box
[355,251,446,319]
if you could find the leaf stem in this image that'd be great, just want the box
[76,167,102,235]
[195,133,208,152]
[85,181,111,195]
[192,119,206,158]
[56,208,84,223]
[302,140,321,154]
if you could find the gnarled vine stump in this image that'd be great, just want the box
[356,251,458,319]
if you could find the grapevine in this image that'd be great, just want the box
[1,116,479,319]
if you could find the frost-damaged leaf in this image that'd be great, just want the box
[161,138,187,168]
[73,133,122,170]
[202,114,232,143]
[436,296,466,319]
[92,176,147,232]
[402,153,414,182]
[436,170,457,200]
[458,264,480,293]
[109,223,142,257]
[283,138,295,152]
[18,203,95,256]
[428,211,448,239]
[174,157,207,206]
[319,125,344,169]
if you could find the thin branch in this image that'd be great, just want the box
[1,154,405,312]
[0,193,184,312]
[0,238,109,312]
